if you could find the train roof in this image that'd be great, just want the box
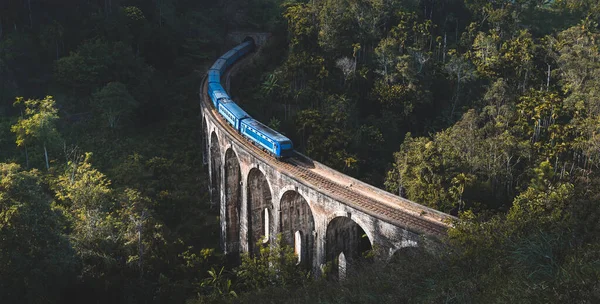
[220,100,250,119]
[208,82,229,99]
[211,59,226,70]
[242,118,291,143]
[234,41,253,50]
[208,70,220,83]
[220,50,237,60]
[208,82,226,92]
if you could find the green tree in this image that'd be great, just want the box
[11,96,61,170]
[236,235,310,292]
[52,152,122,287]
[55,39,153,99]
[92,82,138,129]
[0,163,77,303]
[123,6,149,55]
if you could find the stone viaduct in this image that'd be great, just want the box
[200,33,455,277]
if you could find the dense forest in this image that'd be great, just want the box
[1,0,600,303]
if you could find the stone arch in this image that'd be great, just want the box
[279,190,315,269]
[325,216,373,279]
[389,246,422,265]
[224,147,242,258]
[325,211,375,248]
[247,167,273,256]
[210,132,222,208]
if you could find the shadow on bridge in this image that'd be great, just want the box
[280,190,315,270]
[326,216,373,280]
[286,152,315,169]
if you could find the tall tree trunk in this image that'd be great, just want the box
[44,142,49,170]
[451,73,461,118]
[138,226,143,278]
[104,0,112,16]
[546,64,551,91]
[24,145,29,169]
[443,33,447,63]
[28,0,32,28]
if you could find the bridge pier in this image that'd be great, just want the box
[200,38,452,276]
[202,105,446,276]
[239,161,250,254]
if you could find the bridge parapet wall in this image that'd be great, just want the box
[304,153,452,223]
[202,100,443,274]
[201,36,454,276]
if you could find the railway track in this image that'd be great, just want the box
[201,53,453,238]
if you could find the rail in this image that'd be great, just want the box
[200,53,456,238]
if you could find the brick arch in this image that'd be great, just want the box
[224,147,242,258]
[325,214,373,279]
[276,185,319,219]
[279,190,315,269]
[246,166,274,256]
[325,211,375,247]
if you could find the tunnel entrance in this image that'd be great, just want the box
[210,132,222,209]
[326,216,372,279]
[247,168,273,256]
[242,36,255,45]
[280,191,314,269]
[224,148,241,259]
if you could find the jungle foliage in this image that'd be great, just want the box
[227,0,600,302]
[2,0,600,303]
[0,0,281,303]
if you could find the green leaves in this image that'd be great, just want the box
[11,96,59,147]
[0,163,77,303]
[92,82,138,129]
[54,39,153,99]
[11,96,61,170]
[54,152,113,212]
[235,235,310,292]
[201,266,237,298]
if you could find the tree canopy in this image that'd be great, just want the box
[2,0,600,303]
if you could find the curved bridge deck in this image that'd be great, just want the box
[200,57,454,238]
[201,40,460,275]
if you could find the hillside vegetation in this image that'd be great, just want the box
[227,0,600,302]
[0,0,279,302]
[1,0,600,303]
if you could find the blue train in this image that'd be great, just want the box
[207,39,294,159]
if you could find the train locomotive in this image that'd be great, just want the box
[207,39,294,159]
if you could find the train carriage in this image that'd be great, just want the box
[208,82,229,107]
[207,38,294,159]
[218,99,250,130]
[211,58,227,73]
[234,41,253,58]
[208,69,220,84]
[220,50,239,68]
[240,118,294,158]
